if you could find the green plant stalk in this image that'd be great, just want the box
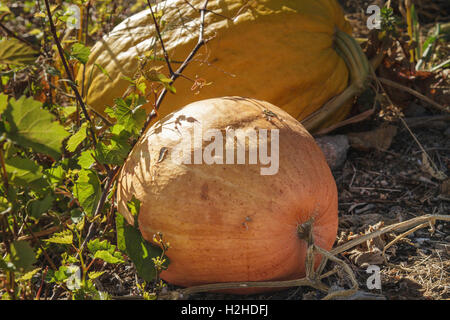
[0,145,8,189]
[302,29,370,132]
[411,5,421,64]
[431,58,450,72]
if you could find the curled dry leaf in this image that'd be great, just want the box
[341,222,396,268]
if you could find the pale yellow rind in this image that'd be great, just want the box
[80,0,352,129]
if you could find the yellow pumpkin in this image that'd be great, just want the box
[117,97,338,293]
[79,0,360,132]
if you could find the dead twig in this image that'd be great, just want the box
[377,77,449,113]
[140,0,211,136]
[42,0,99,148]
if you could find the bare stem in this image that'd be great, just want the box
[147,0,174,76]
[377,77,449,113]
[42,0,97,146]
[140,0,210,136]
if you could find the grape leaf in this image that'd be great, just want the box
[4,157,48,190]
[73,169,101,216]
[9,240,37,272]
[95,125,131,165]
[0,39,38,65]
[77,150,95,169]
[27,194,54,219]
[87,238,114,254]
[105,98,146,134]
[88,271,105,280]
[44,165,66,186]
[66,122,87,152]
[45,230,73,245]
[93,250,124,264]
[115,214,167,282]
[0,93,8,115]
[70,43,91,65]
[4,96,70,159]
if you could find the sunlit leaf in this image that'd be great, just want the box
[9,241,37,272]
[4,96,70,159]
[27,194,54,218]
[77,150,95,169]
[70,43,90,65]
[93,250,124,264]
[88,271,105,280]
[66,122,87,152]
[0,93,8,115]
[73,169,101,216]
[0,39,38,65]
[45,230,73,245]
[115,214,167,282]
[4,157,48,190]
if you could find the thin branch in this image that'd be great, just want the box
[147,0,174,76]
[0,20,42,52]
[377,77,449,113]
[0,146,9,190]
[140,0,210,136]
[42,0,98,146]
[22,218,57,271]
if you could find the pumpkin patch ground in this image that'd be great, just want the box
[0,0,448,301]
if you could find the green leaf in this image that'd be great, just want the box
[66,123,87,152]
[4,96,70,159]
[70,43,91,65]
[0,196,10,214]
[87,238,114,254]
[17,268,41,282]
[126,196,141,226]
[95,125,131,166]
[73,169,101,216]
[4,157,48,190]
[77,150,95,169]
[115,214,167,282]
[0,3,11,13]
[88,270,105,280]
[93,250,124,264]
[105,98,146,134]
[50,266,69,283]
[45,230,73,244]
[87,238,123,264]
[27,194,53,219]
[9,240,37,272]
[94,63,111,80]
[44,165,66,186]
[0,38,38,65]
[0,256,16,272]
[0,93,8,115]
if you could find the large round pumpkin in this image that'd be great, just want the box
[80,0,354,131]
[116,97,338,293]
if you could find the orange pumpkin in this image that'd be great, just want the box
[117,97,338,293]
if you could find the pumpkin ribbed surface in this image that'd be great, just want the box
[116,97,338,293]
[80,0,353,128]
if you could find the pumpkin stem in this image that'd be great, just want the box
[302,29,371,132]
[297,218,315,246]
